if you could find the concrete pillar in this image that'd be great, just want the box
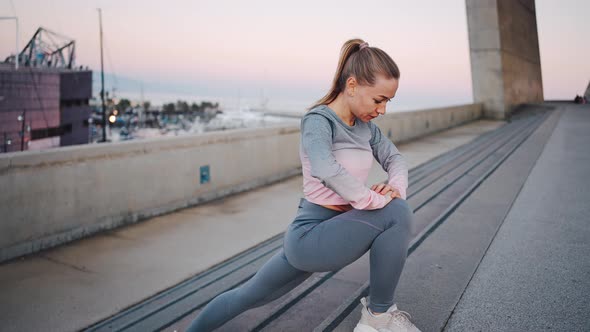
[466,0,544,120]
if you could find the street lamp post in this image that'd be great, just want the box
[17,111,26,151]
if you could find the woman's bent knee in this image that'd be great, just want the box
[384,199,413,230]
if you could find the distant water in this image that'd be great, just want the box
[106,90,456,115]
[107,90,311,114]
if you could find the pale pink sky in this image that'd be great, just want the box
[1,0,588,110]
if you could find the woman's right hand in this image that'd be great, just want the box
[387,188,402,200]
[371,184,401,200]
[383,193,395,205]
[381,189,401,206]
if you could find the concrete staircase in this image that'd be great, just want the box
[86,106,558,332]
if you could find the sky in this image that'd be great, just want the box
[1,0,589,111]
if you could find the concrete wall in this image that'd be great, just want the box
[466,0,543,119]
[0,103,482,262]
[374,103,482,143]
[497,0,544,107]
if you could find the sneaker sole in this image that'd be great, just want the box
[353,323,382,332]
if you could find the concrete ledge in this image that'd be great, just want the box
[0,103,482,263]
[0,125,302,263]
[374,103,483,143]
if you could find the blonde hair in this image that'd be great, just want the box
[310,39,400,110]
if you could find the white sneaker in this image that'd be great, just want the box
[353,297,421,332]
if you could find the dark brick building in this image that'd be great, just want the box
[0,63,92,153]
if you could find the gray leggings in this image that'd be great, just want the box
[186,198,413,331]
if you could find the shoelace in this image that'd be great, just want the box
[391,310,414,328]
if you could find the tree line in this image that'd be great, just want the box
[112,99,220,114]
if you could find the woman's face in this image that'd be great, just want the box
[348,75,399,123]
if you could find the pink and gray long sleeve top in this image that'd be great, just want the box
[300,105,408,210]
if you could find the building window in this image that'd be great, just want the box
[31,123,73,140]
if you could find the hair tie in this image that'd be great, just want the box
[359,42,369,50]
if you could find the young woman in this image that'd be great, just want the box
[186,39,420,332]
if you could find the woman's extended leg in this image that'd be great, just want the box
[284,198,413,313]
[185,250,312,332]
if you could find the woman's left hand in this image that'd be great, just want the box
[370,183,401,199]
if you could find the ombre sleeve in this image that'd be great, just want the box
[301,114,388,210]
[369,123,408,199]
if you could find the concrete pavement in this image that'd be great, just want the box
[443,104,590,331]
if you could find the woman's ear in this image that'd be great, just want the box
[346,76,357,97]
